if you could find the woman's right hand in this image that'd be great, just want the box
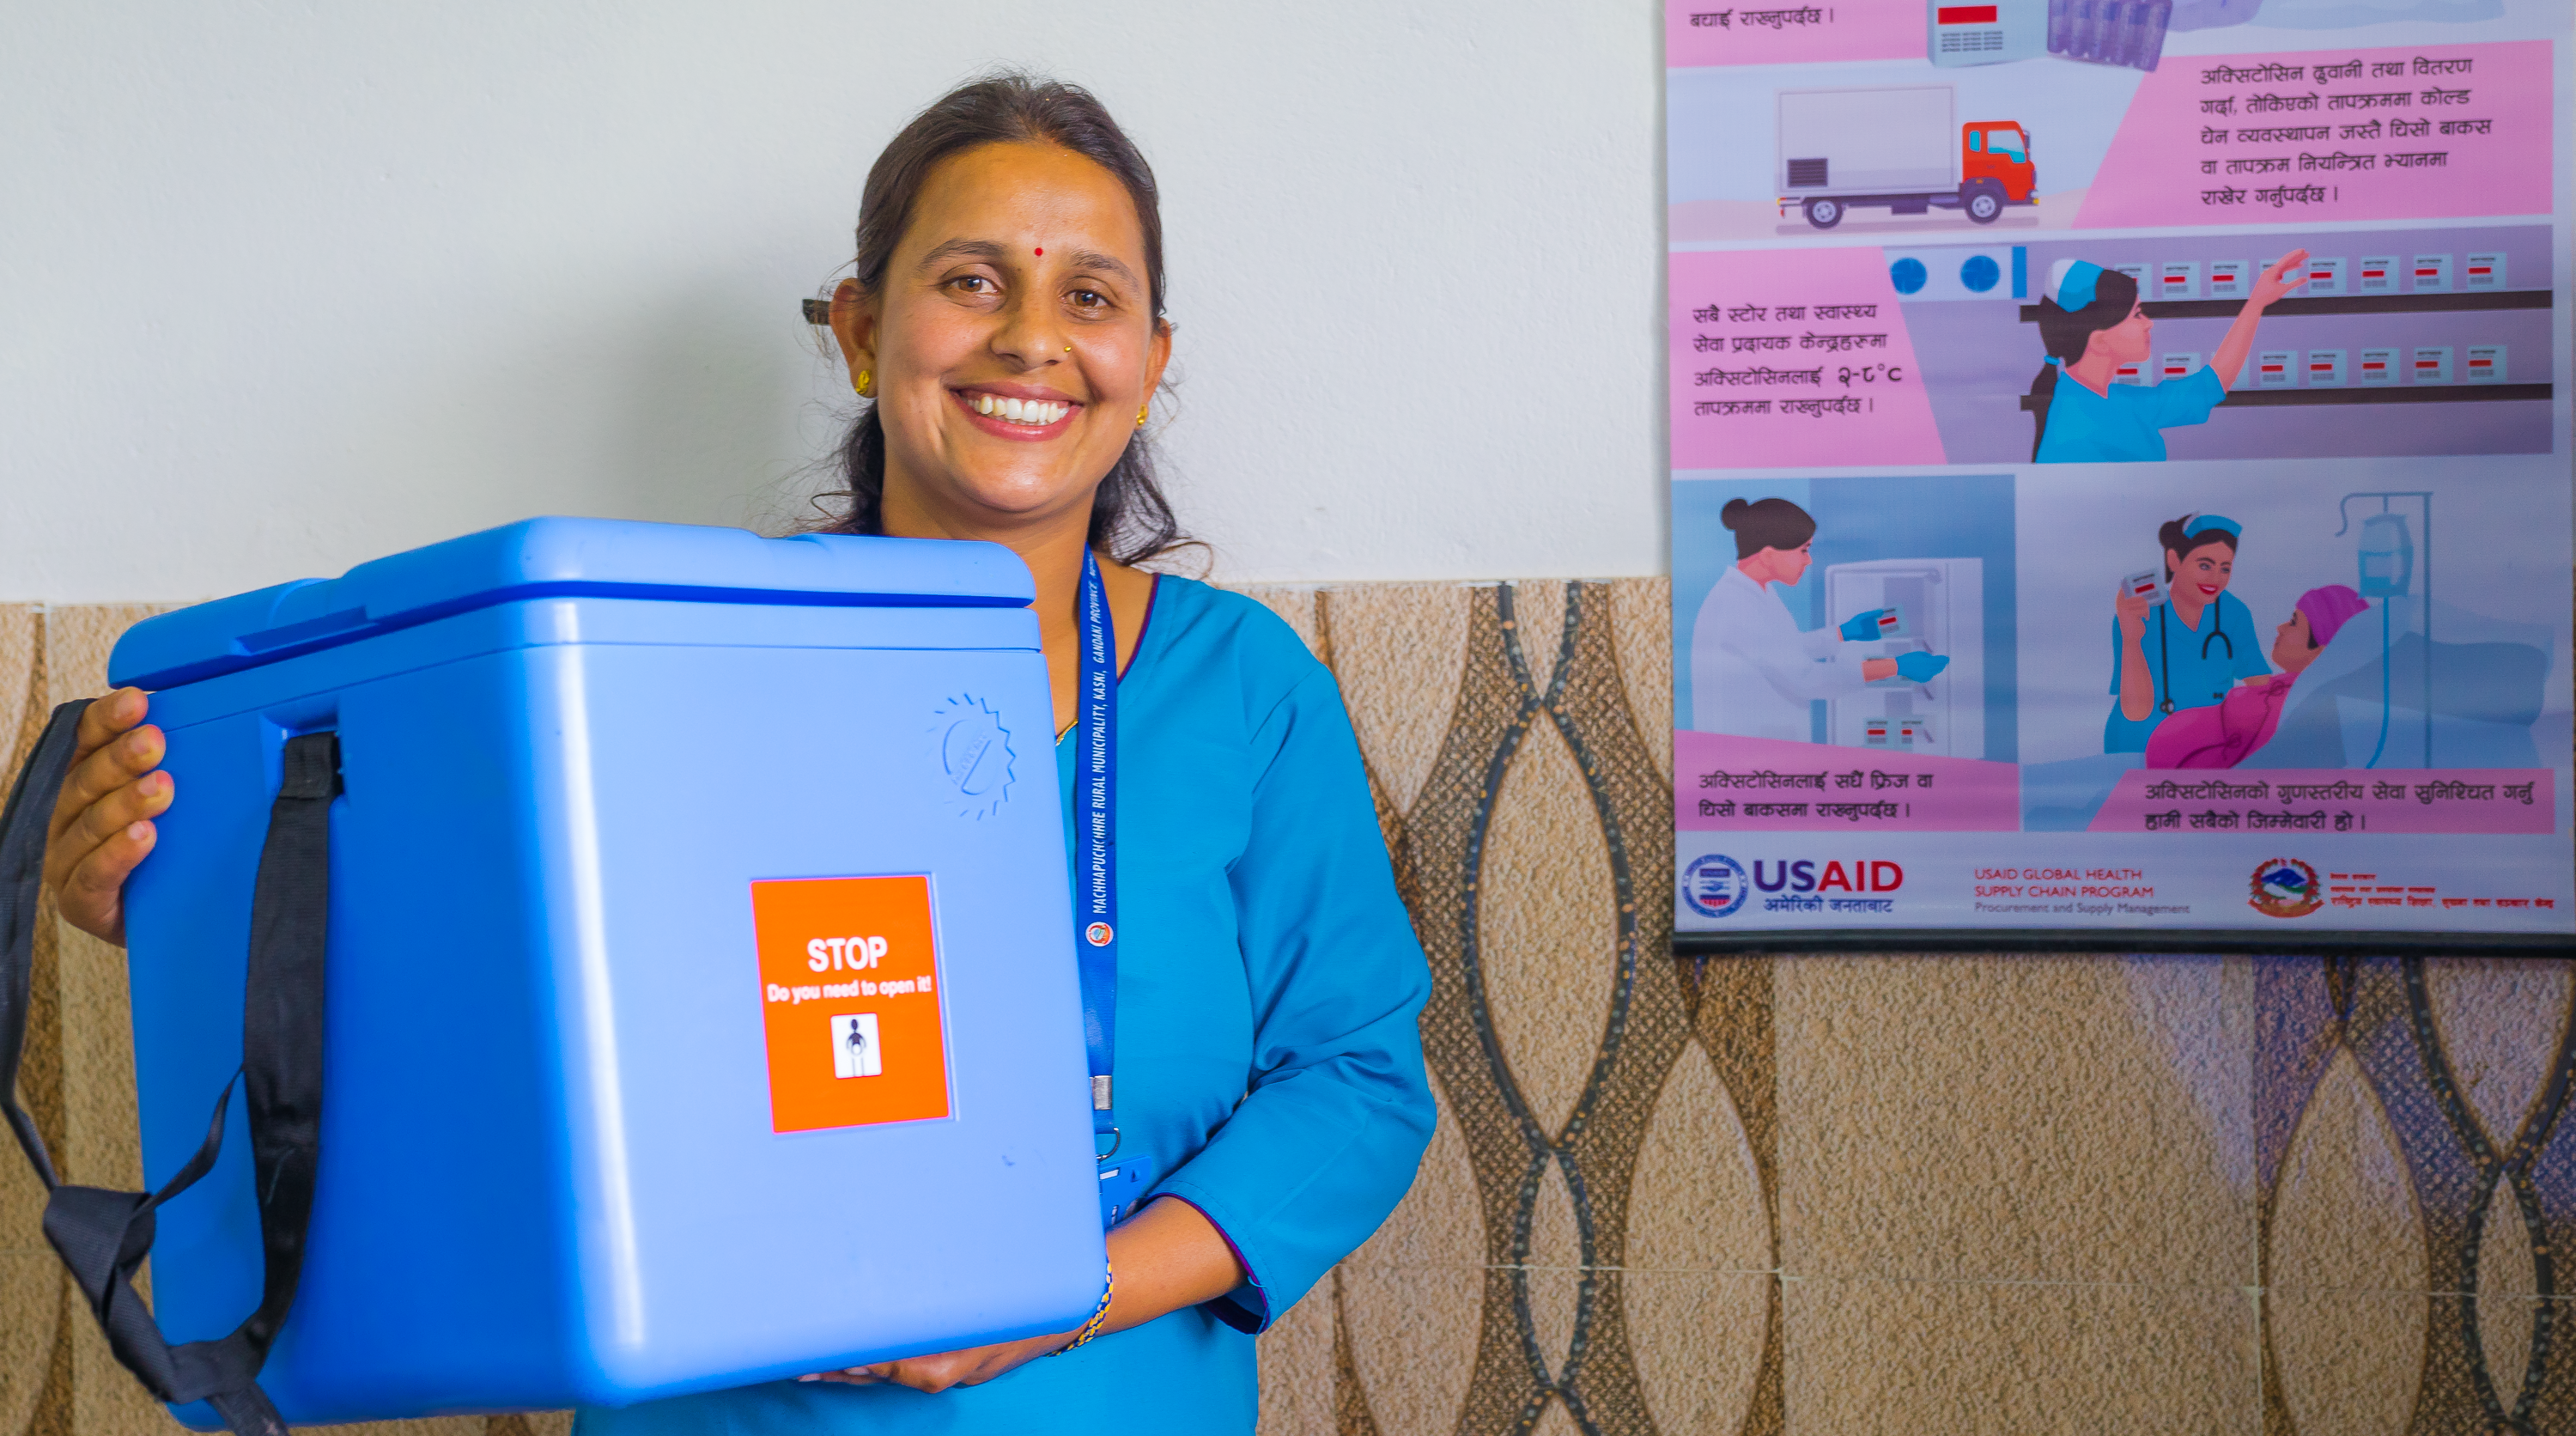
[2115,578,2152,642]
[44,688,172,946]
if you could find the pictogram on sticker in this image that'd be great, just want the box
[751,875,949,1133]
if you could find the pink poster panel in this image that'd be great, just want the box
[1669,247,1946,470]
[2078,41,2551,228]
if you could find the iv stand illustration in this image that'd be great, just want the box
[2336,490,2432,770]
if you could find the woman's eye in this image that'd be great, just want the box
[951,276,993,295]
[1070,289,1107,309]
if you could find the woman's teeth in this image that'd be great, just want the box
[970,393,1069,426]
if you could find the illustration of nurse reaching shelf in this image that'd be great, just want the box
[2024,250,2307,463]
[2106,514,2271,753]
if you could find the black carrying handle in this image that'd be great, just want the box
[0,700,339,1436]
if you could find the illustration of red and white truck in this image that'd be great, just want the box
[1776,87,2036,229]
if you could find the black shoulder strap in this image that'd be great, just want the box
[0,700,338,1436]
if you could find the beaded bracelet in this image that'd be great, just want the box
[1052,1261,1115,1355]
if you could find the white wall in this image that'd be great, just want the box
[1,3,1668,603]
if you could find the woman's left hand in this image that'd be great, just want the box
[801,1330,1071,1393]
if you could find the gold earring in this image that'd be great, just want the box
[854,369,873,399]
[1063,345,1073,354]
[1135,405,1148,428]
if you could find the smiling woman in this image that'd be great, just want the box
[586,72,1437,1434]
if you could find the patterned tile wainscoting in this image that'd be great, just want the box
[3,587,2569,1435]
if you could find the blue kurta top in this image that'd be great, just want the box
[577,576,1436,1435]
[2037,365,2225,463]
[2104,588,2270,751]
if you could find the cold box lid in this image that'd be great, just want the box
[110,518,1036,691]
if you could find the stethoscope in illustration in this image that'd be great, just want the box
[2154,603,2233,714]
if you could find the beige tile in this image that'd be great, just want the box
[2477,1178,2537,1298]
[1782,1276,2258,1436]
[2265,1047,2424,1294]
[2424,956,2573,1149]
[1627,1034,1772,1275]
[1622,1270,1771,1436]
[1604,579,1673,786]
[0,604,42,781]
[1253,1282,1335,1436]
[1315,584,1470,817]
[1525,1161,1581,1380]
[0,1256,64,1436]
[1338,1262,1482,1436]
[1475,719,1617,1137]
[1507,582,1568,696]
[54,916,146,1193]
[1777,953,2252,1287]
[2476,1293,2549,1412]
[1,607,57,1261]
[2263,1288,2427,1436]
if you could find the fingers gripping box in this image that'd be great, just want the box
[108,519,1103,1424]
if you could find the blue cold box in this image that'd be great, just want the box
[108,519,1103,1425]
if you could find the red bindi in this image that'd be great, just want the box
[1033,246,1044,256]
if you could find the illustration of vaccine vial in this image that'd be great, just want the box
[2410,346,2451,384]
[2305,350,2346,386]
[2355,256,2397,292]
[2157,352,2202,383]
[2255,350,2295,387]
[2156,261,2199,301]
[2464,253,2506,289]
[2302,257,2346,295]
[2112,359,2148,386]
[2110,263,2148,290]
[1865,717,1890,747]
[2207,260,2250,299]
[2409,254,2452,293]
[2464,345,2505,382]
[2357,347,2398,385]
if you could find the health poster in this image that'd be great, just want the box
[1665,0,2573,946]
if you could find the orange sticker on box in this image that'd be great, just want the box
[750,875,950,1133]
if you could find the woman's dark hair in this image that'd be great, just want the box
[2023,266,2142,460]
[1721,496,1817,560]
[2158,514,2238,581]
[811,72,1187,564]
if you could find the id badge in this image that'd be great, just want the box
[1097,1154,1154,1229]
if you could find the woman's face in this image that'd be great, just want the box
[2272,608,2321,675]
[2082,300,2153,366]
[1753,540,1814,587]
[831,140,1170,536]
[2166,540,2234,605]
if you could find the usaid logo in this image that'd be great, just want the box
[1682,854,1751,918]
[1752,860,1905,895]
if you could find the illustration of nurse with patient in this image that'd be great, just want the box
[2024,251,2307,463]
[2106,514,2270,752]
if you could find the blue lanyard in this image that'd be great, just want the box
[1074,550,1118,1153]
